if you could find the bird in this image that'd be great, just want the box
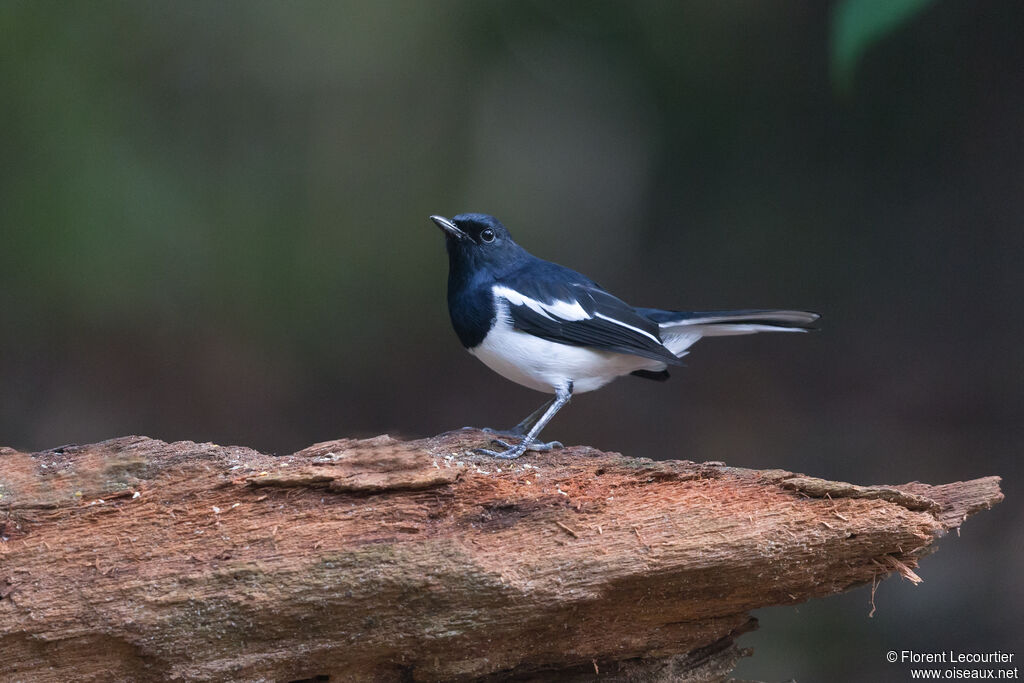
[429,213,818,459]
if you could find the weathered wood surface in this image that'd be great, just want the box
[0,432,1003,682]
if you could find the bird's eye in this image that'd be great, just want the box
[480,228,496,243]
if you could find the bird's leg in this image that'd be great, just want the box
[476,383,573,459]
[503,396,557,436]
[462,396,556,437]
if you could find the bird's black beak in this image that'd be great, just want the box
[430,215,467,240]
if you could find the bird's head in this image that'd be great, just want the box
[429,213,521,272]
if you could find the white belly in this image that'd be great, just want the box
[469,318,666,394]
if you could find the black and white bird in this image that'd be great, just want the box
[430,213,818,459]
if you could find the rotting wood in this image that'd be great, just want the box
[0,432,1003,682]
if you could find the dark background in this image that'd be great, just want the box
[1,2,1020,680]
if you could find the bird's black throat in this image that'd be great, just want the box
[445,251,498,349]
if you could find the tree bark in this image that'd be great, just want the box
[0,432,1003,682]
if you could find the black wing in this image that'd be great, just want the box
[494,272,682,365]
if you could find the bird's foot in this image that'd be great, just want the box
[514,438,563,452]
[473,437,564,459]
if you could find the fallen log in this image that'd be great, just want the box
[0,432,1003,682]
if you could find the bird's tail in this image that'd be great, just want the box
[636,308,820,357]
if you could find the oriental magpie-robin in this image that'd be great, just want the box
[430,213,818,459]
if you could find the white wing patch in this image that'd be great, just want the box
[492,285,591,322]
[494,284,666,346]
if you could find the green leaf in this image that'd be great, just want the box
[831,0,934,93]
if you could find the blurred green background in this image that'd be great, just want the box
[1,1,1020,680]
